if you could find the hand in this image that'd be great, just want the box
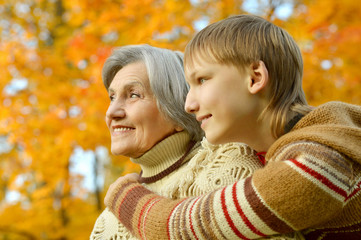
[104,173,140,207]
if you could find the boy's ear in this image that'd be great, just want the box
[247,61,269,94]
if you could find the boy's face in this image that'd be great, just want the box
[185,57,260,145]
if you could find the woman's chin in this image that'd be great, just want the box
[111,148,126,156]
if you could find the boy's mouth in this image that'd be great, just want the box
[197,114,212,127]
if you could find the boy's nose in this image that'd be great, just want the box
[185,92,199,113]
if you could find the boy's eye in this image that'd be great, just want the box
[109,95,115,101]
[198,78,207,84]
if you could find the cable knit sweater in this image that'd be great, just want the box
[90,131,263,239]
[105,101,361,240]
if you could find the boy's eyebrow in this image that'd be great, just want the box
[188,71,196,79]
[185,67,198,79]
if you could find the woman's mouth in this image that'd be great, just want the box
[114,127,134,132]
[112,125,135,135]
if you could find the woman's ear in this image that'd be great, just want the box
[175,126,184,132]
[248,61,269,94]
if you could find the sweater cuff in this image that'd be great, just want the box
[105,179,170,238]
[106,180,147,225]
[105,179,137,214]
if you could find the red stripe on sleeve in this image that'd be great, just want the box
[167,199,187,240]
[290,159,348,199]
[189,197,201,240]
[118,185,139,218]
[232,182,267,237]
[221,186,250,240]
[138,197,158,239]
[345,181,361,201]
[143,199,161,240]
[117,185,154,233]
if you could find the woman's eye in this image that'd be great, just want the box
[109,95,115,101]
[130,93,141,98]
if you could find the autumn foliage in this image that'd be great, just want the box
[0,0,360,239]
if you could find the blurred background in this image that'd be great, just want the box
[0,0,360,239]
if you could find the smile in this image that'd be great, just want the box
[112,125,135,135]
[197,114,212,128]
[114,127,134,132]
[198,114,212,123]
[202,115,211,122]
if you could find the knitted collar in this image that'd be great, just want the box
[284,113,304,134]
[131,131,197,182]
[139,140,197,184]
[267,101,361,163]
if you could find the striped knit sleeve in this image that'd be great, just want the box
[106,142,356,239]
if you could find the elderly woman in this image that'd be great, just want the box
[90,45,262,239]
[90,45,203,239]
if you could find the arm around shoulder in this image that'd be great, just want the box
[105,141,360,239]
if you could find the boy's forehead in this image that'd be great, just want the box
[184,57,206,78]
[184,56,249,80]
[184,64,196,79]
[185,54,214,72]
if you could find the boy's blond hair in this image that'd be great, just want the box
[184,14,313,137]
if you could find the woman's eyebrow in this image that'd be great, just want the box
[123,81,145,89]
[108,81,145,93]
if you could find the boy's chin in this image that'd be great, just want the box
[205,134,226,145]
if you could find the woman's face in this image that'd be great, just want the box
[105,61,177,158]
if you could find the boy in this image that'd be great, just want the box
[104,15,361,239]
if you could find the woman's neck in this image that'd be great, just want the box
[131,131,192,178]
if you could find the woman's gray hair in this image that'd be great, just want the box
[102,44,203,141]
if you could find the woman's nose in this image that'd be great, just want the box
[106,101,126,119]
[185,91,199,113]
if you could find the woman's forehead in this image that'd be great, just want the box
[109,62,149,88]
